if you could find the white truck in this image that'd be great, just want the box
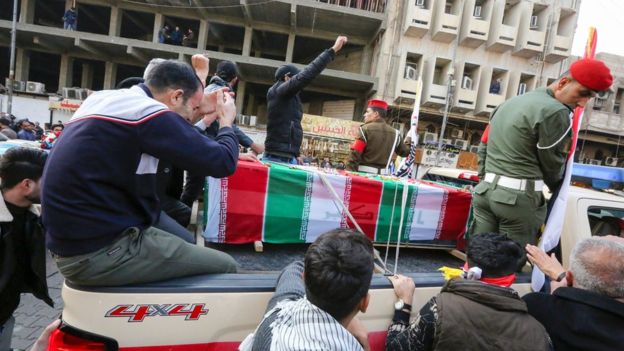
[49,179,624,350]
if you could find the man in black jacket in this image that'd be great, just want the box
[264,36,348,164]
[524,237,624,351]
[0,147,52,350]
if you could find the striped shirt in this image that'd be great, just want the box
[240,262,363,351]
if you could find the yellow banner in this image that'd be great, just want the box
[301,113,361,140]
[49,98,82,111]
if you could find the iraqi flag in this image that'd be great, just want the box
[204,162,471,244]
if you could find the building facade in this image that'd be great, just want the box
[1,0,592,156]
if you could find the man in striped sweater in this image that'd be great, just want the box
[240,228,374,351]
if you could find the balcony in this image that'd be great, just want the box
[475,93,505,116]
[460,16,490,48]
[423,83,448,107]
[453,87,477,112]
[395,77,420,104]
[514,29,545,58]
[432,13,459,43]
[487,23,517,52]
[544,34,573,63]
[405,4,432,37]
[585,110,624,137]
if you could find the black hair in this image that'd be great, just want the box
[0,147,47,190]
[50,123,64,130]
[0,117,11,127]
[116,77,144,90]
[466,232,524,277]
[144,60,202,102]
[304,228,374,321]
[370,106,387,118]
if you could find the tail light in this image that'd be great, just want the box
[47,321,117,351]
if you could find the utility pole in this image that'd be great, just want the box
[435,0,465,166]
[7,0,18,116]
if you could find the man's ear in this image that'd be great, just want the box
[171,89,184,105]
[358,293,370,313]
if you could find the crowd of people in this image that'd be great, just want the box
[158,25,195,47]
[1,33,622,350]
[0,113,64,150]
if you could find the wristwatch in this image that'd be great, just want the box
[555,271,567,282]
[394,299,412,313]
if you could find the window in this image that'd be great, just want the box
[587,207,624,237]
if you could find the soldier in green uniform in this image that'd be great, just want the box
[472,58,613,250]
[347,100,410,174]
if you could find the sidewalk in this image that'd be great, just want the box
[10,255,64,350]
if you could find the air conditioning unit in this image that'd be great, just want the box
[454,139,468,150]
[605,157,618,166]
[469,145,479,153]
[530,15,539,29]
[423,132,437,144]
[461,76,473,90]
[26,81,45,94]
[450,129,463,138]
[517,82,527,95]
[473,5,482,18]
[415,0,426,7]
[5,78,26,92]
[404,65,418,80]
[62,87,77,100]
[77,88,89,100]
[589,159,601,165]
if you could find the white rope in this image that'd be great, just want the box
[536,112,574,150]
[393,181,410,275]
[383,185,399,267]
[317,171,392,274]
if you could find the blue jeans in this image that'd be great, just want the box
[263,154,298,165]
[64,22,76,30]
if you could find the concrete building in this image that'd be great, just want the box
[0,0,582,149]
[576,52,624,166]
[375,0,580,149]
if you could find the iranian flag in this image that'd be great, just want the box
[204,162,471,244]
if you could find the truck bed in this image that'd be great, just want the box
[208,242,464,274]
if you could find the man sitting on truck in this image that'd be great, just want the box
[524,237,624,351]
[42,60,239,286]
[239,228,373,351]
[386,232,551,351]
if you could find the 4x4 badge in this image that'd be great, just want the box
[105,304,209,322]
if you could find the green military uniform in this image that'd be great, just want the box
[347,119,410,173]
[472,87,573,248]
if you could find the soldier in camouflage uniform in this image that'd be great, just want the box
[472,58,613,249]
[348,99,410,174]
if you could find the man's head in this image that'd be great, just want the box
[466,232,524,277]
[19,120,32,130]
[550,58,612,108]
[0,117,11,129]
[216,61,239,86]
[274,64,300,82]
[144,60,203,122]
[568,237,624,299]
[304,229,374,322]
[51,124,64,134]
[0,147,47,205]
[363,99,388,123]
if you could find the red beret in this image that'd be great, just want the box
[368,99,388,111]
[570,58,613,92]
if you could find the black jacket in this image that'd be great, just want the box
[265,49,335,157]
[0,195,52,325]
[523,287,624,351]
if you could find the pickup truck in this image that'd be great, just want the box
[49,173,624,351]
